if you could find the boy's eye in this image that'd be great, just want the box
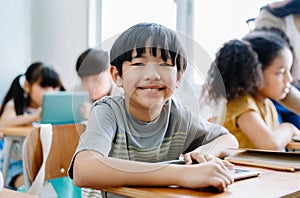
[131,63,145,66]
[159,63,173,67]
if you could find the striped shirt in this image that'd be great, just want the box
[70,95,228,174]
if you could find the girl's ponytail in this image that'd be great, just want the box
[0,74,28,116]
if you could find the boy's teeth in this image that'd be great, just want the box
[143,88,159,92]
[145,88,159,91]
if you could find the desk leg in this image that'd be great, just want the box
[2,138,13,185]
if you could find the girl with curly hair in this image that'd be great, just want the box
[205,29,300,150]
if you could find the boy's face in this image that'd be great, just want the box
[112,47,182,120]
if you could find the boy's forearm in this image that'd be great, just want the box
[73,150,182,189]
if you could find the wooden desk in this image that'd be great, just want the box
[286,141,300,151]
[102,167,300,197]
[0,126,33,185]
[0,188,38,198]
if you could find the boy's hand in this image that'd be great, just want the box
[183,152,234,169]
[177,161,234,192]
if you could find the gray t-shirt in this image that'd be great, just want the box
[69,95,228,178]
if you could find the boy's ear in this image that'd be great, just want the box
[176,72,184,88]
[110,65,123,87]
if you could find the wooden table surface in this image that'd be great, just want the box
[286,141,300,151]
[102,166,300,198]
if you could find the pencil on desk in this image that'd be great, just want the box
[227,159,296,172]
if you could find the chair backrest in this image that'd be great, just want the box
[24,123,86,182]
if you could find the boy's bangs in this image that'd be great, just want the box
[110,22,187,75]
[134,29,178,58]
[135,46,172,62]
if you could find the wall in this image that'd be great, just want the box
[30,0,88,90]
[0,0,88,102]
[0,0,31,101]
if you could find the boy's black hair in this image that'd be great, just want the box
[110,22,187,77]
[0,62,65,116]
[264,0,300,17]
[206,29,291,101]
[76,48,109,77]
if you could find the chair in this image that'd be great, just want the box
[22,123,86,196]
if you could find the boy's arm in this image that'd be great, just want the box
[183,133,238,165]
[72,150,233,192]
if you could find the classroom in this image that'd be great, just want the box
[1,0,300,197]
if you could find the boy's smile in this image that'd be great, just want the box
[138,84,165,95]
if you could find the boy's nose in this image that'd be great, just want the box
[144,65,161,81]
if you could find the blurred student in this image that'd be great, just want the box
[254,0,300,129]
[0,62,64,189]
[69,23,238,196]
[205,29,300,150]
[75,48,122,120]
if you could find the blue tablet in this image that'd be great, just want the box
[41,91,89,125]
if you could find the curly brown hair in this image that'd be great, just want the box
[207,39,263,101]
[204,29,291,102]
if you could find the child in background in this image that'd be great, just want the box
[0,62,64,189]
[69,22,238,195]
[254,0,300,129]
[0,62,65,127]
[255,0,300,87]
[75,48,122,120]
[205,29,300,150]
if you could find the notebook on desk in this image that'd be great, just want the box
[225,148,300,172]
[41,91,89,125]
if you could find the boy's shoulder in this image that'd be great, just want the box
[92,95,124,108]
[93,95,124,108]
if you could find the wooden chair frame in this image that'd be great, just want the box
[22,123,86,191]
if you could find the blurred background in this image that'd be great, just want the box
[0,0,273,101]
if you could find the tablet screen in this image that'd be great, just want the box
[229,168,260,180]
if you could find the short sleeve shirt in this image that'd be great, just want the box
[224,95,279,148]
[69,96,229,178]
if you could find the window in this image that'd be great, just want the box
[101,0,176,44]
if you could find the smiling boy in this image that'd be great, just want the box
[69,23,238,194]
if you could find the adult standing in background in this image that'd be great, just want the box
[255,0,300,128]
